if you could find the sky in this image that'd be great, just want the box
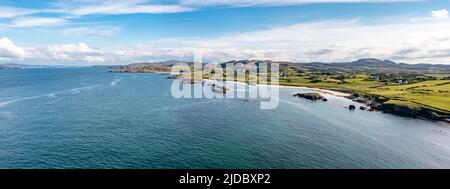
[0,0,450,65]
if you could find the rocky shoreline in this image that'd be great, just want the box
[293,91,449,123]
[205,78,450,123]
[345,93,450,123]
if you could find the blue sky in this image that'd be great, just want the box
[0,0,450,65]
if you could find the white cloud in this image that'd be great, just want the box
[0,2,193,30]
[0,1,194,19]
[0,0,420,20]
[11,17,68,27]
[115,47,287,63]
[24,43,106,63]
[431,9,449,18]
[0,6,38,18]
[71,4,193,16]
[56,0,193,16]
[0,0,417,28]
[114,18,450,64]
[3,12,450,65]
[0,37,26,59]
[0,38,106,64]
[59,0,409,16]
[41,43,105,62]
[180,0,417,7]
[63,26,121,37]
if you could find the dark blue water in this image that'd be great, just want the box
[1,68,450,168]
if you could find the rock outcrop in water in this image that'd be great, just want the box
[349,105,356,110]
[293,93,326,101]
[166,75,178,79]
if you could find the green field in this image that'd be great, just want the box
[203,69,450,116]
[279,74,450,115]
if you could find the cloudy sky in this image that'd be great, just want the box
[0,0,449,65]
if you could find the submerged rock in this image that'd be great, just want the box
[359,106,367,110]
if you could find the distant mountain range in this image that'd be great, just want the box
[222,58,450,74]
[0,63,76,69]
[298,58,450,74]
[89,60,188,69]
[3,59,450,74]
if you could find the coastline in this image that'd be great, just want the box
[203,79,351,98]
[203,79,449,124]
[111,70,449,123]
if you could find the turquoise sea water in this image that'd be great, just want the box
[1,68,450,168]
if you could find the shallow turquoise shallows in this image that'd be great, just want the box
[1,68,450,168]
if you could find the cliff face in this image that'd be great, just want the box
[345,92,449,122]
[374,103,443,120]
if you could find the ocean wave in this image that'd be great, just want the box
[46,93,57,98]
[41,97,66,106]
[0,84,100,108]
[111,78,122,86]
[0,95,43,107]
[0,111,13,118]
[70,85,97,93]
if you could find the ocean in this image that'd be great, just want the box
[1,68,450,168]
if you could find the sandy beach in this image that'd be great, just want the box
[203,79,351,98]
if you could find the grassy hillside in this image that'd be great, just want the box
[279,75,450,115]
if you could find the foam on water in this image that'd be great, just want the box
[0,84,100,108]
[111,78,122,86]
